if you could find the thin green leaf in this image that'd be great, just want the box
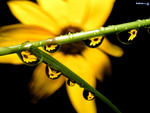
[29,45,121,113]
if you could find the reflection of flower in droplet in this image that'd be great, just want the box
[44,44,60,53]
[117,29,138,45]
[90,37,101,46]
[128,29,138,41]
[87,92,95,101]
[90,36,104,47]
[83,36,104,48]
[67,79,76,87]
[45,66,62,79]
[83,90,95,101]
[0,0,124,112]
[21,51,37,63]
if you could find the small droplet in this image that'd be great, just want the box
[117,29,138,44]
[137,19,142,22]
[83,90,95,101]
[45,65,61,79]
[147,26,150,34]
[43,44,60,53]
[83,36,104,48]
[68,32,73,39]
[114,27,118,31]
[138,24,141,28]
[79,83,84,88]
[99,27,105,31]
[17,50,42,66]
[67,79,75,87]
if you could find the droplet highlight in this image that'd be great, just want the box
[83,90,95,101]
[67,79,75,87]
[45,65,61,79]
[117,29,138,44]
[17,50,42,66]
[83,36,104,48]
[43,44,60,53]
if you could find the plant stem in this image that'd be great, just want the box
[0,18,150,56]
[29,45,121,113]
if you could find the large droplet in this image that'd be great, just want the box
[43,44,60,53]
[67,79,75,87]
[17,50,42,66]
[45,65,61,79]
[83,36,104,48]
[117,29,138,44]
[83,90,95,101]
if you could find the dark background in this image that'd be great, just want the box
[0,0,149,113]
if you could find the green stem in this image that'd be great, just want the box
[0,18,150,56]
[29,45,121,113]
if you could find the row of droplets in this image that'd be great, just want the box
[42,26,150,54]
[17,50,95,100]
[45,65,95,101]
[17,26,150,66]
[19,26,150,62]
[16,26,149,101]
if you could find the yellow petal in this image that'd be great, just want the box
[0,53,23,65]
[29,63,65,103]
[0,24,52,47]
[66,84,97,113]
[99,38,124,57]
[83,0,115,30]
[7,1,59,34]
[37,0,69,28]
[82,48,111,81]
[66,0,90,27]
[52,52,97,112]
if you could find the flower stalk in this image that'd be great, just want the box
[0,18,150,56]
[29,45,121,113]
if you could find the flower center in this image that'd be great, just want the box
[59,26,86,55]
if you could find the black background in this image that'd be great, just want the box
[0,0,150,113]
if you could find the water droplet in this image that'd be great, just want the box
[137,19,142,22]
[138,24,141,28]
[99,27,105,31]
[117,29,138,44]
[43,44,60,53]
[67,79,75,87]
[45,65,61,79]
[79,83,84,88]
[83,90,95,101]
[147,26,150,34]
[114,27,118,31]
[68,32,73,38]
[17,50,42,66]
[83,36,104,48]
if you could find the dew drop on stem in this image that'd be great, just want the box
[67,79,75,87]
[17,50,42,66]
[83,89,95,101]
[43,44,60,53]
[83,36,104,48]
[45,65,62,79]
[116,29,138,44]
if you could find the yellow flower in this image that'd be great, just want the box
[0,0,123,112]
